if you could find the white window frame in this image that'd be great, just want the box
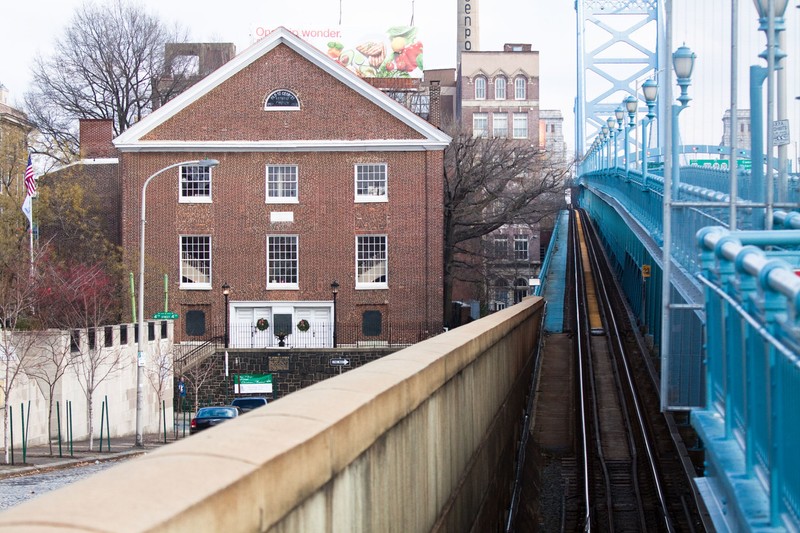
[514,77,526,100]
[513,113,529,139]
[514,235,529,260]
[356,235,388,289]
[179,164,212,203]
[354,163,388,203]
[180,235,212,290]
[267,235,299,290]
[266,164,299,204]
[474,76,487,100]
[493,113,508,139]
[495,76,507,100]
[473,113,488,138]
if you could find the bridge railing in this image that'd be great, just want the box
[695,227,800,530]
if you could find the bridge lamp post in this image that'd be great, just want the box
[614,107,625,169]
[607,116,618,169]
[601,125,610,170]
[624,95,638,177]
[640,79,658,189]
[751,0,788,229]
[136,158,219,448]
[670,45,696,198]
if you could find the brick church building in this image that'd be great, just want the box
[114,27,451,348]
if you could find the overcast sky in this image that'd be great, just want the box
[1,0,578,144]
[2,1,799,159]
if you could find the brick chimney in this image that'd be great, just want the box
[79,119,117,159]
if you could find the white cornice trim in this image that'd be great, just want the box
[116,140,450,152]
[115,27,450,148]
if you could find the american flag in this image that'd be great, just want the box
[24,155,36,196]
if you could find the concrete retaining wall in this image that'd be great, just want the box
[0,298,543,532]
[3,322,173,449]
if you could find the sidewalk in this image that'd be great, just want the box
[0,433,179,480]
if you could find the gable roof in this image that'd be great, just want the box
[115,27,451,152]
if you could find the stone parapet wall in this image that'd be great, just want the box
[0,298,543,532]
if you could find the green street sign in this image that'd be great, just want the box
[152,312,179,320]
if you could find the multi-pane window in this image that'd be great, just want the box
[494,237,508,257]
[493,113,508,138]
[356,235,388,288]
[180,165,212,202]
[355,163,387,201]
[180,235,211,288]
[475,76,486,100]
[473,113,488,138]
[267,235,298,288]
[514,235,529,260]
[514,77,526,100]
[513,113,529,139]
[495,76,507,100]
[266,165,298,202]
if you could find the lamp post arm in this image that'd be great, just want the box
[136,160,208,447]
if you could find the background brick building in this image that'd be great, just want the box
[115,27,451,348]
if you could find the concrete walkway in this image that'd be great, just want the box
[0,434,176,480]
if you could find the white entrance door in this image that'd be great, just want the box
[294,307,332,348]
[232,307,274,348]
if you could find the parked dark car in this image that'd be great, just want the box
[190,406,240,434]
[231,397,268,413]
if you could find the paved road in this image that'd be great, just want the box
[0,457,132,510]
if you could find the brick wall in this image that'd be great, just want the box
[121,41,445,343]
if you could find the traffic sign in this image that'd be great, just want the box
[330,358,350,366]
[152,312,179,320]
[642,264,651,278]
[773,119,790,146]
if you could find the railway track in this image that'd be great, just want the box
[568,208,705,532]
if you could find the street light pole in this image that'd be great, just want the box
[222,282,231,349]
[330,280,339,348]
[136,158,219,447]
[624,95,638,178]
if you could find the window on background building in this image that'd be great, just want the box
[266,165,298,203]
[355,163,387,202]
[513,113,528,139]
[475,76,486,100]
[494,236,508,258]
[356,235,388,288]
[495,76,507,100]
[180,235,211,289]
[267,235,299,289]
[180,164,212,202]
[515,77,526,100]
[514,235,529,260]
[473,113,488,138]
[265,89,299,110]
[493,113,508,138]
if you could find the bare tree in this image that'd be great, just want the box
[443,122,570,326]
[24,332,73,456]
[0,248,46,464]
[146,342,173,420]
[38,263,125,451]
[24,0,190,164]
[184,357,221,413]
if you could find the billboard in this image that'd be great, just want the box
[254,25,423,78]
